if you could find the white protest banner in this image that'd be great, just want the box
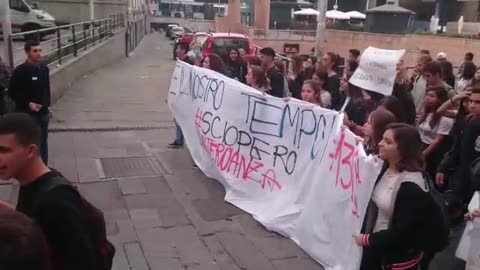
[349,46,406,96]
[168,60,382,270]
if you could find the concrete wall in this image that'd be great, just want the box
[38,0,126,23]
[49,29,126,104]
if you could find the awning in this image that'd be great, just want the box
[326,10,350,20]
[346,11,366,20]
[293,8,319,16]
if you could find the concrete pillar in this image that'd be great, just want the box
[254,0,270,30]
[228,0,241,30]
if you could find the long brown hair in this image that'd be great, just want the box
[370,109,396,145]
[325,52,340,72]
[386,123,425,172]
[206,53,228,75]
[291,55,304,76]
[418,86,449,129]
[250,65,269,89]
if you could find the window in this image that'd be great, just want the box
[9,0,30,12]
[212,38,250,53]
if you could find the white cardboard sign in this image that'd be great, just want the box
[349,46,406,96]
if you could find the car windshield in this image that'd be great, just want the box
[172,28,184,32]
[211,37,250,53]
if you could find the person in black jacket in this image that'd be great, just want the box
[288,55,305,99]
[320,52,342,110]
[443,88,480,204]
[8,41,50,164]
[0,113,97,270]
[354,123,441,270]
[260,47,284,98]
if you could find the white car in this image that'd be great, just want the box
[170,26,185,40]
[1,0,56,39]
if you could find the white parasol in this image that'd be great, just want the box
[346,11,366,20]
[326,10,350,20]
[293,8,319,16]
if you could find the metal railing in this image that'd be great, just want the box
[252,29,316,41]
[6,14,125,68]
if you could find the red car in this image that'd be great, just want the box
[195,32,254,58]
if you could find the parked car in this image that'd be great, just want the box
[196,33,254,58]
[0,0,56,40]
[170,26,185,40]
[165,24,179,37]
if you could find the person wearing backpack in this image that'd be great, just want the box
[0,113,110,270]
[354,123,449,270]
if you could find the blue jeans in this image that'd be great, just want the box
[175,120,184,144]
[30,113,49,164]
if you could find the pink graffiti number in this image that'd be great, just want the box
[328,132,362,218]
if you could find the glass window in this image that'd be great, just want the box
[212,38,250,53]
[10,0,30,12]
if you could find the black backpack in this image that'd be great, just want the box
[36,173,115,270]
[421,174,450,253]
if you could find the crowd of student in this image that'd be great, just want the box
[170,42,480,270]
[0,39,479,270]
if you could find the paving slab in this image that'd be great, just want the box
[216,231,276,270]
[124,242,150,270]
[77,181,126,211]
[202,235,242,270]
[118,178,147,195]
[129,208,162,230]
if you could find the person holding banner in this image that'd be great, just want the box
[355,124,446,270]
[168,42,194,149]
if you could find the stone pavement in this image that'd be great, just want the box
[0,33,324,270]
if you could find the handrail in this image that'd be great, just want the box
[6,13,126,69]
[10,18,113,37]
